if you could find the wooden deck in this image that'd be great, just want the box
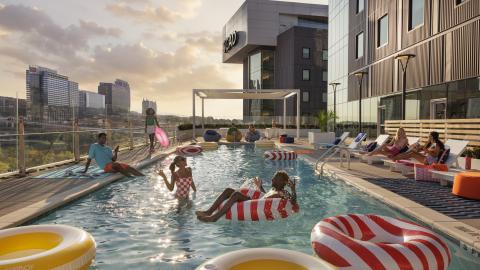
[0,144,177,229]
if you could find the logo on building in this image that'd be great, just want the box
[224,31,239,53]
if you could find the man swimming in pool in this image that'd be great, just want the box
[83,133,144,177]
[195,170,296,222]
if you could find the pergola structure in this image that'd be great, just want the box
[192,89,301,139]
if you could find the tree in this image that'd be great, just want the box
[316,110,337,132]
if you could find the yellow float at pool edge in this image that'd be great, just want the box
[0,225,96,270]
[254,140,275,148]
[198,142,219,150]
[230,259,307,270]
[196,248,336,270]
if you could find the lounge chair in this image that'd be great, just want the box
[313,132,350,150]
[384,139,470,176]
[361,136,419,165]
[431,169,466,186]
[314,132,367,171]
[351,134,391,161]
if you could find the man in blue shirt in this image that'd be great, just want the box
[83,133,144,177]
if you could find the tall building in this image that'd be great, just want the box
[98,79,131,115]
[223,0,328,123]
[26,65,79,123]
[328,0,480,135]
[79,90,105,117]
[142,99,157,115]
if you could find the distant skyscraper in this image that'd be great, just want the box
[79,90,105,117]
[98,79,130,114]
[142,99,157,115]
[26,65,79,123]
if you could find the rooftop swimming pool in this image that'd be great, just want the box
[33,145,480,269]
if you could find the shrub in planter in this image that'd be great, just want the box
[473,147,480,159]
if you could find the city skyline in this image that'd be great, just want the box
[0,0,327,119]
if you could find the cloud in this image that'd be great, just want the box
[0,4,122,57]
[106,0,203,25]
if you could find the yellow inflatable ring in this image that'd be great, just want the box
[198,142,219,150]
[0,225,96,270]
[254,140,275,148]
[196,248,336,270]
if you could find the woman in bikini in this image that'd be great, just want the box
[195,170,297,222]
[157,156,197,205]
[392,131,445,165]
[367,127,408,158]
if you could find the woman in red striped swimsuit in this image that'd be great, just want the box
[157,156,197,205]
[195,171,297,222]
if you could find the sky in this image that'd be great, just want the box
[0,0,327,118]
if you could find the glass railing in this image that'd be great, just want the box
[0,124,179,176]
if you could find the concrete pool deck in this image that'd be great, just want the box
[0,144,186,230]
[279,140,480,255]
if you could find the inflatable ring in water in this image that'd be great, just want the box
[220,188,299,221]
[311,214,451,270]
[264,150,297,160]
[0,224,96,270]
[177,145,203,155]
[196,248,336,270]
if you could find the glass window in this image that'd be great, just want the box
[356,32,364,59]
[302,48,310,59]
[378,15,388,47]
[409,0,424,30]
[322,71,328,82]
[357,0,364,13]
[302,69,310,81]
[322,50,328,60]
[302,91,309,102]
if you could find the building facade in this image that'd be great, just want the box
[79,90,105,117]
[26,65,79,123]
[223,0,328,124]
[328,0,480,136]
[142,99,157,115]
[98,79,131,115]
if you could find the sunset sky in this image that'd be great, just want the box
[0,0,326,118]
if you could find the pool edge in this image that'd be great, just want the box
[297,151,480,257]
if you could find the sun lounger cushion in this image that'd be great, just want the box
[354,133,365,142]
[414,163,448,182]
[365,142,377,152]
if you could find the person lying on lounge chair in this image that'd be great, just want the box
[83,133,144,177]
[367,128,408,158]
[195,171,296,222]
[392,131,445,165]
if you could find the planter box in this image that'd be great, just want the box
[457,157,480,170]
[308,132,335,145]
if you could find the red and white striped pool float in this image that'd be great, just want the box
[177,145,203,155]
[311,214,451,270]
[219,188,299,221]
[264,150,297,161]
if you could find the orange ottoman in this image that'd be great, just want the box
[452,172,480,200]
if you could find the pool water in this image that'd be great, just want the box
[34,145,480,269]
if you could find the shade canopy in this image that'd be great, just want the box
[192,89,301,139]
[194,89,298,100]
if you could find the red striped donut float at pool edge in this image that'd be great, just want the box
[264,150,297,160]
[219,188,299,221]
[176,145,203,155]
[310,214,451,270]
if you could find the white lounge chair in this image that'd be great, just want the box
[337,133,368,168]
[431,169,465,186]
[313,132,350,150]
[384,139,470,176]
[362,136,419,165]
[351,134,391,161]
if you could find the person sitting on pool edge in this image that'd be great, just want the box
[195,170,297,222]
[83,132,144,177]
[245,124,261,142]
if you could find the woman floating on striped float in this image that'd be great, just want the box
[311,214,451,270]
[195,171,299,222]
